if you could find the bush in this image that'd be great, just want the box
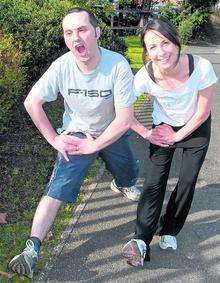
[178,10,204,44]
[0,0,72,85]
[184,0,218,11]
[0,33,25,133]
[155,3,182,28]
[99,23,126,54]
[158,3,208,43]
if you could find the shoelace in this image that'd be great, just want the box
[23,240,38,258]
[123,186,139,193]
[141,247,146,258]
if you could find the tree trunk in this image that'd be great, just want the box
[139,0,152,28]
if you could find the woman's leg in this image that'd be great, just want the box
[157,144,209,236]
[157,116,211,236]
[135,144,174,244]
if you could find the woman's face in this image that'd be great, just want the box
[144,30,179,71]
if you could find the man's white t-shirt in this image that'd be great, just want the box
[30,47,136,136]
[134,56,218,126]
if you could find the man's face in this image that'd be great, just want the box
[62,11,100,63]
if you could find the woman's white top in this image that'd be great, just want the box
[134,56,218,126]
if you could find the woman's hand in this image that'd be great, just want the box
[146,127,169,147]
[153,124,178,145]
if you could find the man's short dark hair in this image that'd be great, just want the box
[64,7,98,28]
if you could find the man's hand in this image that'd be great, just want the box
[51,133,81,161]
[67,133,99,155]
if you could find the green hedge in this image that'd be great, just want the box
[0,33,25,133]
[0,0,72,84]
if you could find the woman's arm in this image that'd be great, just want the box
[156,85,214,144]
[131,117,149,139]
[131,117,170,147]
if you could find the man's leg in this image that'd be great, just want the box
[9,150,97,278]
[31,196,62,241]
[99,131,140,201]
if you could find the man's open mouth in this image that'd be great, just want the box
[75,44,86,55]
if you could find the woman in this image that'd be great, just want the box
[122,15,218,267]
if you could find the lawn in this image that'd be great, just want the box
[124,35,143,72]
[125,35,149,105]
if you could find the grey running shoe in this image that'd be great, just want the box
[8,239,39,278]
[122,239,150,267]
[110,179,141,201]
[159,235,177,250]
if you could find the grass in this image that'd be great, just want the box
[125,35,149,104]
[124,35,143,73]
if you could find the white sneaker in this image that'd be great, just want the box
[159,235,177,250]
[110,179,141,201]
[8,239,39,278]
[122,239,149,267]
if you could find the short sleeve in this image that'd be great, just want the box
[113,58,137,108]
[198,59,218,90]
[133,67,150,97]
[30,62,59,102]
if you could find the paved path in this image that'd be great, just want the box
[37,44,220,283]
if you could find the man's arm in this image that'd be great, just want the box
[69,106,134,155]
[24,92,78,161]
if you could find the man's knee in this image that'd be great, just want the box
[39,195,63,209]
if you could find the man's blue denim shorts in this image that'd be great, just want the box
[44,131,139,203]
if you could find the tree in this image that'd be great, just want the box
[135,0,153,27]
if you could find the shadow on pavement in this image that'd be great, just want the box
[43,178,219,282]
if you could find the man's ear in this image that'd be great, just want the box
[95,27,101,39]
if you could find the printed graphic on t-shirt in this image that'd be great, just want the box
[68,89,112,99]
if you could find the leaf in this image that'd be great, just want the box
[45,231,54,242]
[0,270,14,279]
[0,213,7,224]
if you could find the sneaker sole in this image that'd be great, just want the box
[8,254,33,279]
[122,241,144,267]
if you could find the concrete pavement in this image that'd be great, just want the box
[37,44,220,283]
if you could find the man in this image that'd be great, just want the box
[8,7,140,278]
